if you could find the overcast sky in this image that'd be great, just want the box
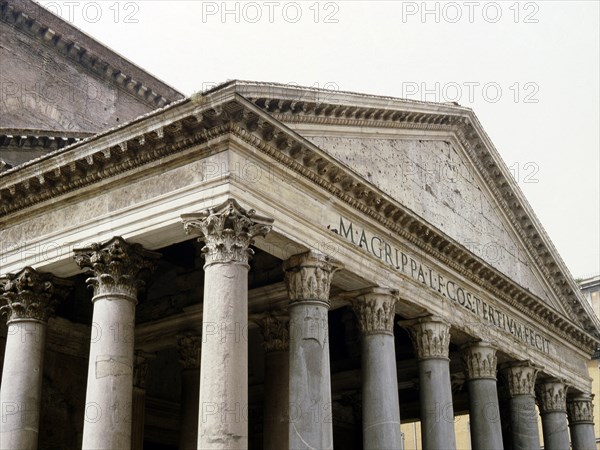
[38,0,599,278]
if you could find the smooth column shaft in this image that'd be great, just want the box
[419,358,456,450]
[509,395,540,450]
[198,263,248,449]
[82,296,135,450]
[0,321,46,450]
[362,333,402,450]
[288,302,333,450]
[467,379,503,450]
[264,350,289,450]
[541,411,570,450]
[570,423,596,450]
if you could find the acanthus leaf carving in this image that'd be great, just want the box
[283,251,342,306]
[177,332,202,370]
[499,361,540,397]
[536,380,567,413]
[567,394,595,424]
[461,342,497,380]
[182,199,273,266]
[0,267,71,323]
[350,288,398,335]
[255,313,289,352]
[73,236,160,299]
[402,316,451,360]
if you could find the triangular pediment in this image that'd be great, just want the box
[2,80,599,351]
[230,81,600,341]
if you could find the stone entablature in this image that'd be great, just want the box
[1,83,597,355]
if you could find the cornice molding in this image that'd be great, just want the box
[1,88,598,352]
[0,1,181,109]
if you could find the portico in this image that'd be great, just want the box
[1,81,598,450]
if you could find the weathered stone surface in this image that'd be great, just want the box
[305,135,551,304]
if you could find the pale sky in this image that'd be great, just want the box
[38,0,600,278]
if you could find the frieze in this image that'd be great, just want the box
[335,216,551,354]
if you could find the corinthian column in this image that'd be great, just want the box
[567,394,596,450]
[284,251,341,450]
[177,332,201,450]
[0,267,71,450]
[499,361,541,450]
[182,199,273,450]
[256,313,290,450]
[74,237,160,450]
[461,341,503,450]
[402,316,456,450]
[536,379,569,450]
[350,288,402,450]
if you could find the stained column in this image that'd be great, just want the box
[284,251,341,450]
[350,288,402,450]
[177,332,201,450]
[461,341,503,450]
[499,361,541,450]
[403,316,456,450]
[74,237,160,450]
[182,199,273,450]
[257,314,290,450]
[0,267,70,450]
[536,379,569,450]
[567,394,596,450]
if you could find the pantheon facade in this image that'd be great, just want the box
[1,1,599,449]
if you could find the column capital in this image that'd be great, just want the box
[461,341,497,380]
[283,251,342,307]
[177,332,202,370]
[254,313,289,352]
[499,361,540,397]
[400,315,451,360]
[133,350,155,389]
[536,379,568,414]
[181,199,273,267]
[347,287,398,335]
[0,267,71,324]
[74,236,160,299]
[567,394,595,424]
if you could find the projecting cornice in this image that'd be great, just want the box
[1,82,598,353]
[0,0,183,109]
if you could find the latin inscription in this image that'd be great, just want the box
[334,217,551,354]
